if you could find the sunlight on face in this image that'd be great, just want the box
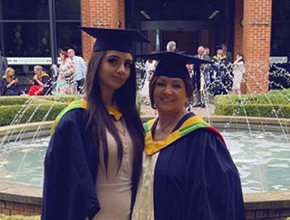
[98,50,133,94]
[153,76,188,115]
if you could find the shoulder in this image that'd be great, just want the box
[186,127,226,147]
[55,108,87,133]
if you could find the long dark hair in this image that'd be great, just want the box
[84,51,144,177]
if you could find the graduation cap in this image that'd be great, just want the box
[215,45,223,50]
[136,51,212,80]
[81,27,150,54]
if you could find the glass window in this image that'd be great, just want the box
[1,0,49,20]
[3,23,51,57]
[271,0,290,56]
[56,22,82,55]
[55,0,81,20]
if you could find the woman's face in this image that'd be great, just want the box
[8,69,15,77]
[98,50,133,93]
[153,76,188,115]
[60,53,65,60]
[34,68,42,75]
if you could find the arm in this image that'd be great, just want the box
[80,58,87,78]
[41,113,100,220]
[182,130,245,220]
[34,75,44,87]
[4,57,8,69]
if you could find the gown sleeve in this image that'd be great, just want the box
[1,78,8,95]
[41,112,100,220]
[182,129,245,220]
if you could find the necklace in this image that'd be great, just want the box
[158,112,186,133]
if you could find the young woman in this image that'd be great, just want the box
[132,52,245,220]
[1,67,21,96]
[28,65,52,96]
[232,52,246,95]
[55,51,77,95]
[41,27,149,220]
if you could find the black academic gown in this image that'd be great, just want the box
[151,113,245,220]
[41,108,100,220]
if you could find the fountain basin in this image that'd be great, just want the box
[0,117,289,218]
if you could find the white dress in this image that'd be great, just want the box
[140,60,157,100]
[87,122,134,220]
[232,61,245,91]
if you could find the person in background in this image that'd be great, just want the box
[1,67,21,96]
[232,52,246,95]
[132,52,245,220]
[210,45,232,95]
[28,65,52,96]
[222,43,233,63]
[67,48,87,94]
[41,27,149,220]
[0,49,8,79]
[204,46,211,57]
[166,41,177,52]
[55,51,76,95]
[192,46,212,108]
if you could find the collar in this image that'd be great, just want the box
[144,114,211,155]
[50,100,122,135]
[107,105,122,121]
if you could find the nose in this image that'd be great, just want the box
[162,85,173,95]
[117,64,126,75]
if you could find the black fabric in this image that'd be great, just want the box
[0,78,21,96]
[41,109,100,220]
[81,27,150,54]
[136,52,212,80]
[151,114,245,220]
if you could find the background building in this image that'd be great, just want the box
[0,0,289,93]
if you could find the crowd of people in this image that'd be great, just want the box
[188,43,246,107]
[139,42,246,109]
[0,47,87,97]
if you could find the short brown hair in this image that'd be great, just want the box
[149,76,193,109]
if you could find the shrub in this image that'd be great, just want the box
[0,103,68,126]
[0,215,40,220]
[0,95,82,126]
[214,89,290,118]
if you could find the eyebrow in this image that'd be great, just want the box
[158,78,182,84]
[107,55,133,62]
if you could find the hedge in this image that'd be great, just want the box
[214,89,290,118]
[0,215,40,220]
[0,95,80,106]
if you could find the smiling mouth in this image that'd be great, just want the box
[112,76,124,83]
[160,98,174,102]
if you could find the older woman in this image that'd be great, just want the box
[132,52,245,220]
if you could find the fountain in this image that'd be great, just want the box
[0,60,289,218]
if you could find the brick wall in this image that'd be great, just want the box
[245,209,290,220]
[234,0,243,58]
[81,0,125,61]
[0,200,41,216]
[243,0,272,93]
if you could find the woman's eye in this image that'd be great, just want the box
[156,82,165,87]
[172,84,181,89]
[108,58,118,65]
[124,62,133,69]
